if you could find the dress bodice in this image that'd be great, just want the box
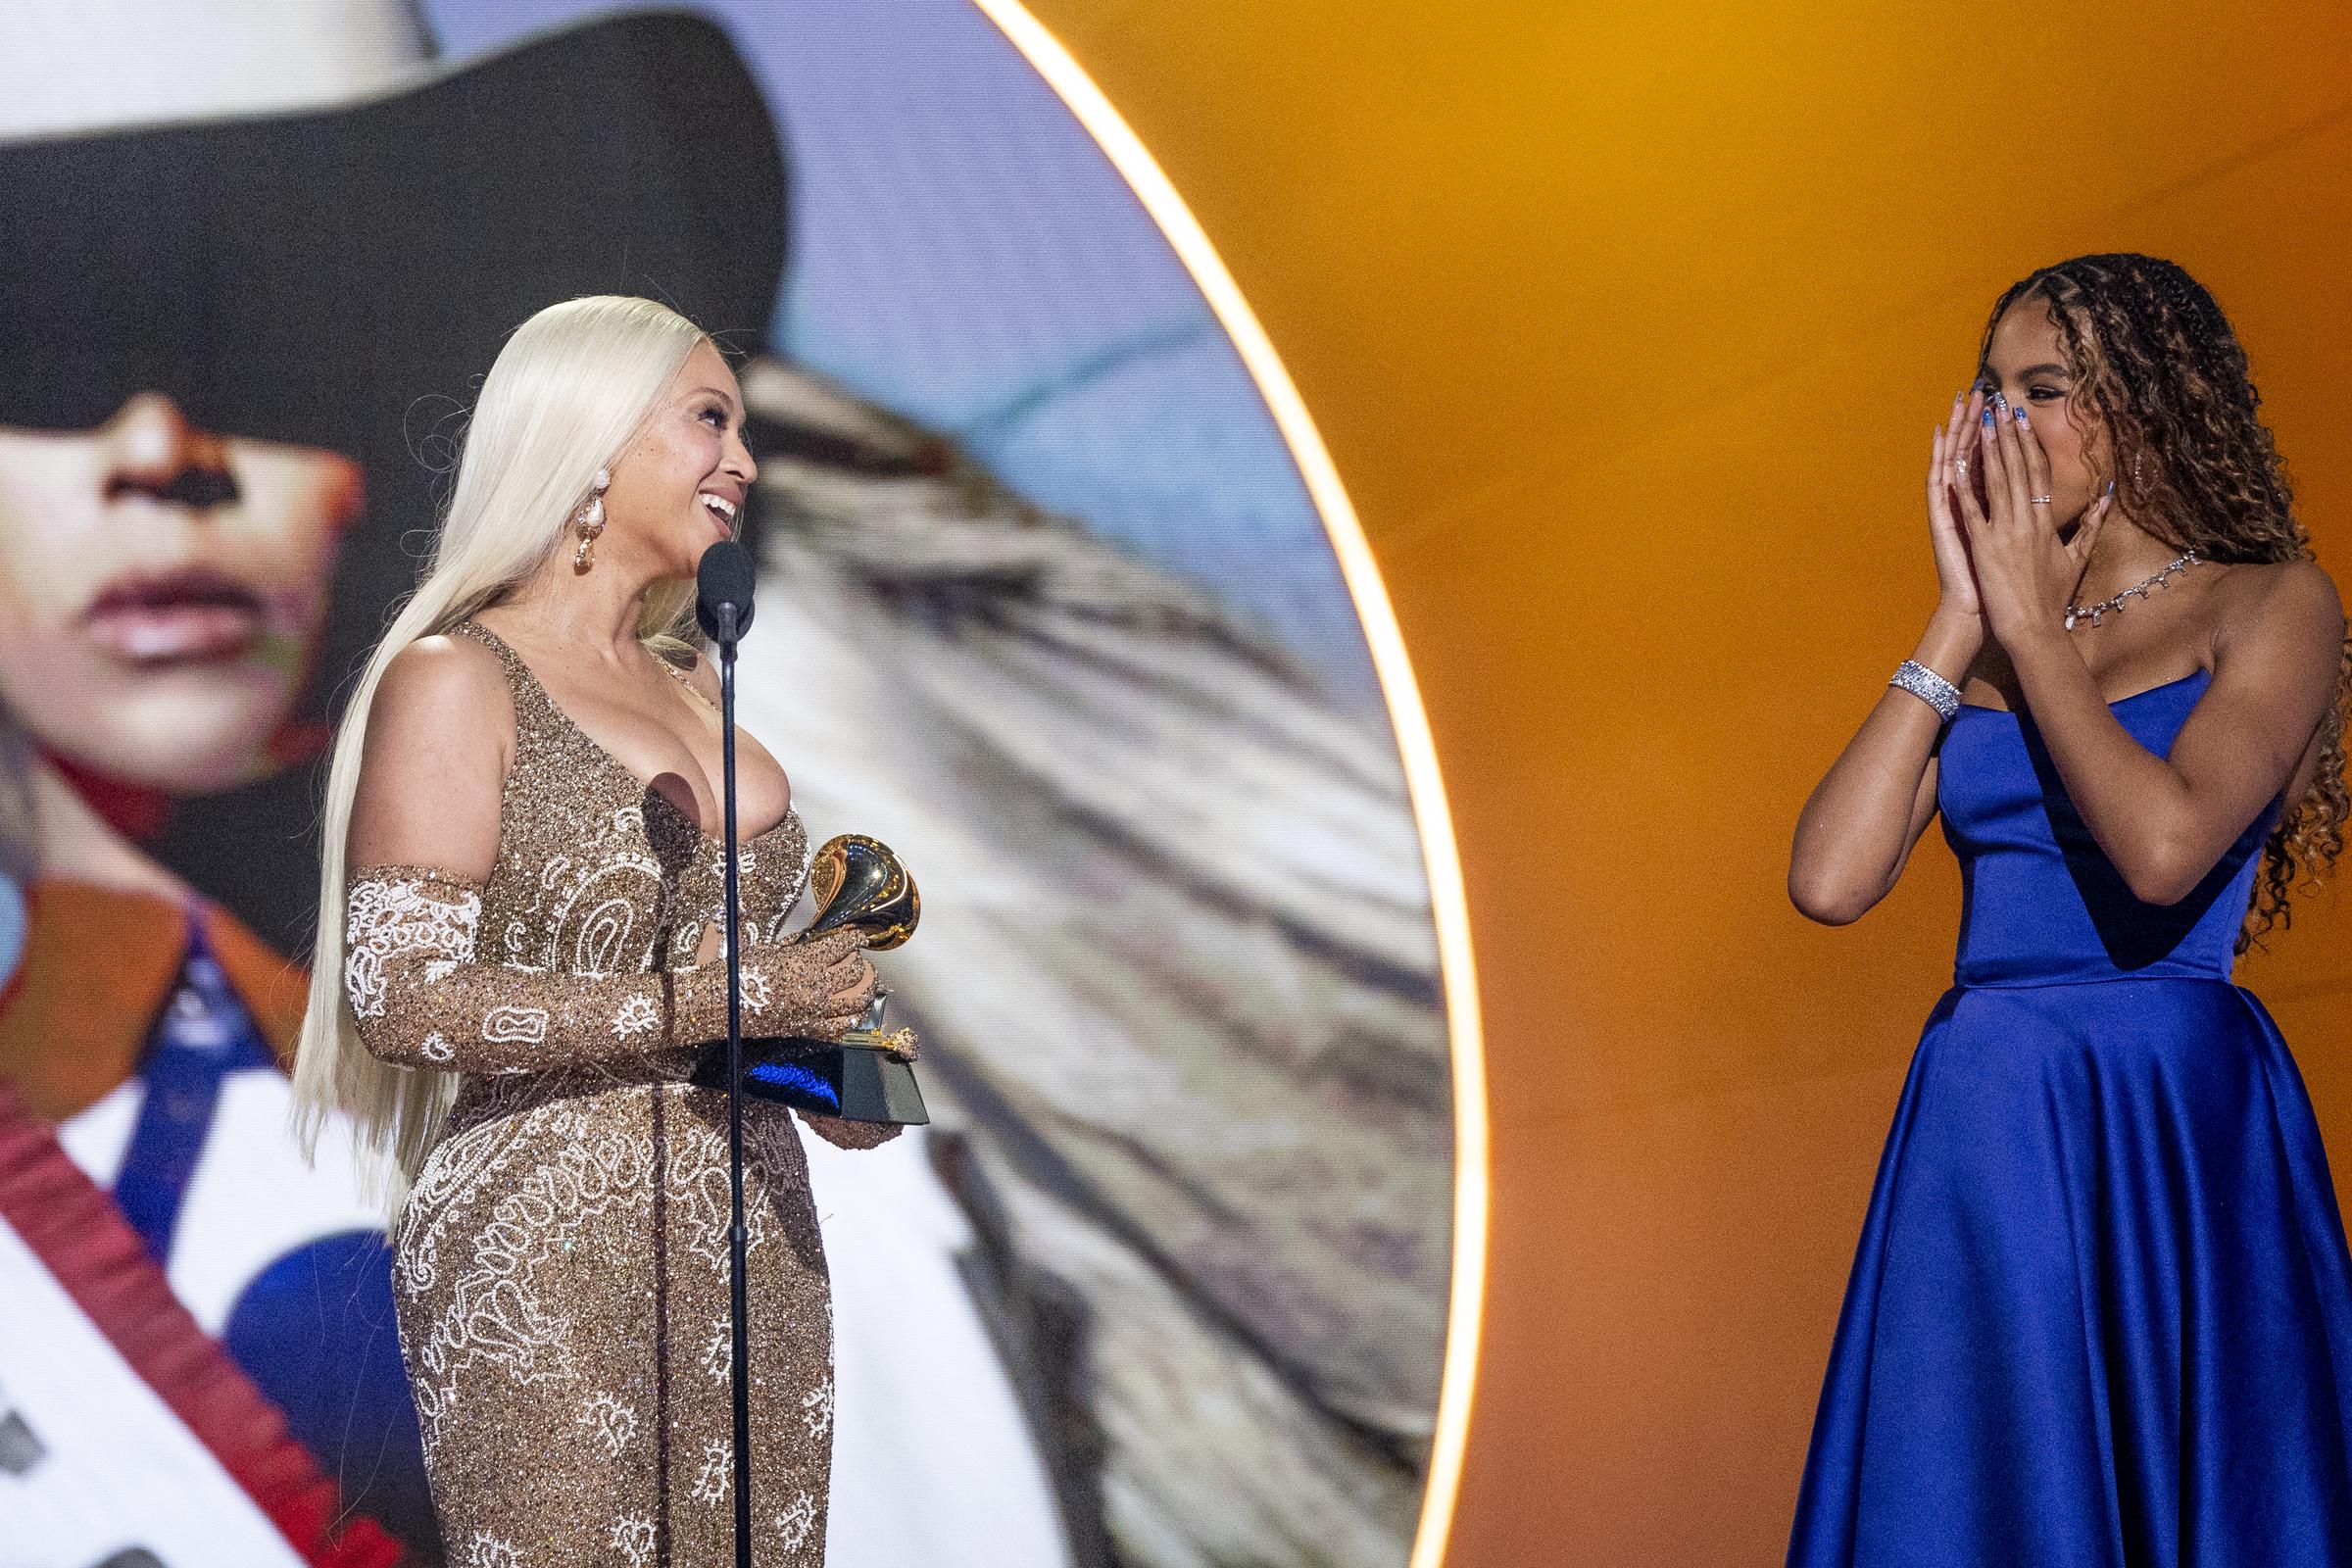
[456,618,811,976]
[1936,667,2280,987]
[426,620,811,1130]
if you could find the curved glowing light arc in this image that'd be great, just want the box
[965,5,1490,1564]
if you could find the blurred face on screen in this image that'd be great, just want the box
[0,393,358,794]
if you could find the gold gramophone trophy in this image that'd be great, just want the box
[697,834,929,1123]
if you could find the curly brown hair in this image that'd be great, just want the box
[1979,253,2349,952]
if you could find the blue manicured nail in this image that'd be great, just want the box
[2013,406,2029,424]
[1981,409,1994,427]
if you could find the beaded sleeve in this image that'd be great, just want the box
[342,864,840,1075]
[800,1112,903,1151]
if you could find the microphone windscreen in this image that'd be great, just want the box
[696,539,757,641]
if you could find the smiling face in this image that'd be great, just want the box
[0,393,359,793]
[601,340,758,581]
[1979,297,2105,533]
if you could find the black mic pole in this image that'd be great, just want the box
[718,604,752,1568]
[699,539,758,1568]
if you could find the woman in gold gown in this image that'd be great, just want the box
[295,296,903,1566]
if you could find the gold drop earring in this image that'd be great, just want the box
[572,467,612,570]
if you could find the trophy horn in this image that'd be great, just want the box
[798,834,920,951]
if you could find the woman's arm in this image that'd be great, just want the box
[341,636,874,1073]
[1969,405,2345,906]
[798,1110,904,1150]
[1788,612,1974,925]
[341,862,872,1072]
[1788,392,1990,925]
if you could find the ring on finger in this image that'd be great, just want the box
[2029,495,2052,505]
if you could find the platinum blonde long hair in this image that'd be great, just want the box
[290,295,708,1216]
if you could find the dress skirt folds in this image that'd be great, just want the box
[1788,670,2352,1567]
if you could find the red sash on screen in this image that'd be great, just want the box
[0,1085,402,1566]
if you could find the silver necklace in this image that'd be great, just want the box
[2065,548,2200,630]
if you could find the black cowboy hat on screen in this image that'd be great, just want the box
[0,7,795,951]
[0,6,791,686]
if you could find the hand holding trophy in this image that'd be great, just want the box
[696,834,930,1123]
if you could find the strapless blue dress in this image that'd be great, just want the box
[1788,668,2352,1566]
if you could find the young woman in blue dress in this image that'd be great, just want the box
[1787,253,2352,1564]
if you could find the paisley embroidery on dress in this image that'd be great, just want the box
[776,1491,819,1553]
[611,1515,657,1567]
[679,1124,772,1269]
[401,1107,654,1446]
[613,993,662,1039]
[583,1392,639,1459]
[481,1005,550,1045]
[458,1532,521,1568]
[692,1437,731,1504]
[344,872,480,1020]
[568,895,642,975]
[802,1377,835,1442]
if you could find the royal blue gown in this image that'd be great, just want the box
[1788,668,2352,1566]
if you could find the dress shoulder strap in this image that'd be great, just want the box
[449,616,519,672]
[450,618,557,737]
[655,648,721,716]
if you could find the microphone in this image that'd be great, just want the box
[696,539,756,644]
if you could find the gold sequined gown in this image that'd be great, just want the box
[341,620,894,1567]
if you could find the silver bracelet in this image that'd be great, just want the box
[1888,659,1961,722]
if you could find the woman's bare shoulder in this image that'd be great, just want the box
[350,633,513,877]
[366,632,518,757]
[375,631,509,711]
[2212,558,2344,646]
[2206,559,2345,709]
[2215,556,2340,609]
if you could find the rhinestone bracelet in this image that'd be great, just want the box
[1888,659,1962,722]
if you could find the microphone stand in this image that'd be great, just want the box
[716,604,753,1568]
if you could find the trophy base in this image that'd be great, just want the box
[692,1033,930,1125]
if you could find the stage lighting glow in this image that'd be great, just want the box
[966,5,1491,1563]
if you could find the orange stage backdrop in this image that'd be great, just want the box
[1020,3,2352,1561]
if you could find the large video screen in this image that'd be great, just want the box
[0,7,1456,1566]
